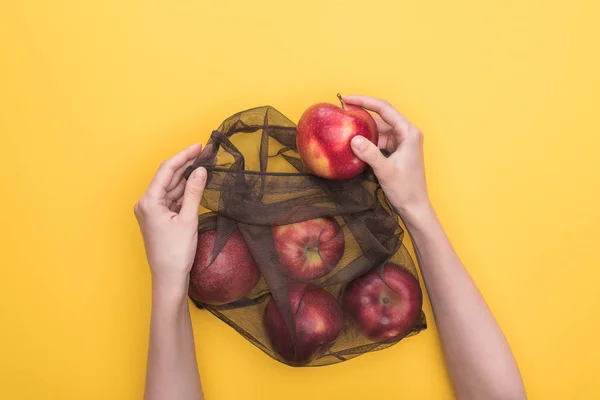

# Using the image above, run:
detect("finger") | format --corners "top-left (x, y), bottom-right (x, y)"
top-left (351, 136), bottom-right (394, 182)
top-left (147, 143), bottom-right (202, 198)
top-left (370, 111), bottom-right (397, 151)
top-left (166, 179), bottom-right (186, 204)
top-left (169, 200), bottom-right (182, 214)
top-left (343, 95), bottom-right (411, 138)
top-left (372, 113), bottom-right (394, 134)
top-left (166, 159), bottom-right (196, 191)
top-left (369, 110), bottom-right (397, 150)
top-left (377, 133), bottom-right (392, 150)
top-left (179, 167), bottom-right (207, 221)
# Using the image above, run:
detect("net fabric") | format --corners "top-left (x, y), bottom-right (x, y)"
top-left (184, 106), bottom-right (426, 366)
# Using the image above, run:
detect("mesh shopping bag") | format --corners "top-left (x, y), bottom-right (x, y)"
top-left (184, 106), bottom-right (426, 366)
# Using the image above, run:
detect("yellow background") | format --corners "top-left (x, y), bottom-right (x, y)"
top-left (1, 0), bottom-right (599, 399)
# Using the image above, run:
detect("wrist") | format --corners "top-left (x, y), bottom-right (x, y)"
top-left (151, 281), bottom-right (190, 325)
top-left (152, 284), bottom-right (190, 316)
top-left (151, 273), bottom-right (190, 302)
top-left (397, 202), bottom-right (438, 231)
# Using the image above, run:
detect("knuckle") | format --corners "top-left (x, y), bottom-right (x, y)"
top-left (409, 125), bottom-right (423, 141)
top-left (159, 159), bottom-right (175, 171)
top-left (136, 196), bottom-right (152, 213)
top-left (379, 99), bottom-right (391, 108)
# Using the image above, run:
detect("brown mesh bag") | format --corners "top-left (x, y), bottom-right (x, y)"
top-left (184, 106), bottom-right (426, 367)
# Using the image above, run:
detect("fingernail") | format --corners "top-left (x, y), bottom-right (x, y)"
top-left (352, 136), bottom-right (367, 151)
top-left (193, 167), bottom-right (206, 182)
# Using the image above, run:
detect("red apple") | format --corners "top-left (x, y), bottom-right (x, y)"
top-left (342, 263), bottom-right (422, 342)
top-left (296, 94), bottom-right (379, 180)
top-left (189, 229), bottom-right (261, 305)
top-left (272, 217), bottom-right (344, 281)
top-left (263, 283), bottom-right (344, 364)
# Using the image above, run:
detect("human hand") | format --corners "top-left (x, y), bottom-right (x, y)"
top-left (134, 144), bottom-right (207, 293)
top-left (345, 95), bottom-right (432, 222)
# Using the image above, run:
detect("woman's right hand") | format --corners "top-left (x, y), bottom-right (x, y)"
top-left (347, 97), bottom-right (527, 400)
top-left (345, 95), bottom-right (432, 223)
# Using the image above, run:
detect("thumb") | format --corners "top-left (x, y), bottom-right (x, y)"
top-left (179, 167), bottom-right (207, 221)
top-left (351, 136), bottom-right (392, 180)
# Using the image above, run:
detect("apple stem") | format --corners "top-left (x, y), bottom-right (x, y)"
top-left (337, 93), bottom-right (346, 110)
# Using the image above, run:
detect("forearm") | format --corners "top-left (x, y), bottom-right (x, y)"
top-left (403, 206), bottom-right (525, 400)
top-left (144, 280), bottom-right (203, 400)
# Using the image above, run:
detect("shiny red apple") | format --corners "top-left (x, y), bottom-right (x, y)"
top-left (263, 283), bottom-right (344, 365)
top-left (296, 94), bottom-right (379, 180)
top-left (272, 217), bottom-right (344, 281)
top-left (342, 263), bottom-right (422, 342)
top-left (189, 229), bottom-right (261, 305)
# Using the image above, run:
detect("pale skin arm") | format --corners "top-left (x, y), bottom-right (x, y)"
top-left (346, 95), bottom-right (526, 400)
top-left (135, 144), bottom-right (208, 400)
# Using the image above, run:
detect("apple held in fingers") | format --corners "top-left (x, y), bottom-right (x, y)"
top-left (272, 217), bottom-right (345, 281)
top-left (296, 94), bottom-right (378, 180)
top-left (263, 283), bottom-right (344, 365)
top-left (189, 229), bottom-right (261, 305)
top-left (342, 263), bottom-right (422, 342)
